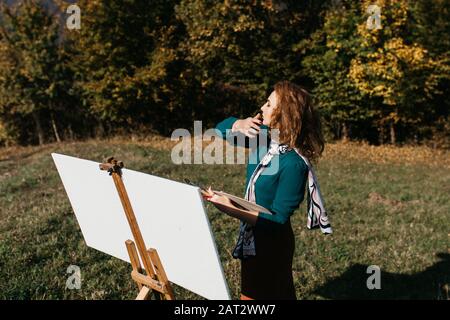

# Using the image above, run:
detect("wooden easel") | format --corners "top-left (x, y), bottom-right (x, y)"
top-left (99, 157), bottom-right (175, 300)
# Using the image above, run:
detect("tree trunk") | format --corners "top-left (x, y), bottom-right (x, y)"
top-left (341, 122), bottom-right (349, 142)
top-left (51, 112), bottom-right (61, 143)
top-left (96, 122), bottom-right (105, 138)
top-left (378, 123), bottom-right (385, 145)
top-left (389, 121), bottom-right (396, 145)
top-left (67, 124), bottom-right (74, 141)
top-left (32, 112), bottom-right (45, 145)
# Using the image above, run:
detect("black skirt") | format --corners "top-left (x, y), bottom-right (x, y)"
top-left (240, 220), bottom-right (297, 300)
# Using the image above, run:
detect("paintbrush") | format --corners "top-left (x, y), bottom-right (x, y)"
top-left (184, 178), bottom-right (207, 192)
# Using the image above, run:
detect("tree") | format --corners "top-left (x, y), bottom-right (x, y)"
top-left (175, 0), bottom-right (326, 120)
top-left (301, 0), bottom-right (374, 141)
top-left (69, 0), bottom-right (199, 135)
top-left (408, 0), bottom-right (450, 146)
top-left (0, 0), bottom-right (76, 145)
top-left (348, 0), bottom-right (444, 144)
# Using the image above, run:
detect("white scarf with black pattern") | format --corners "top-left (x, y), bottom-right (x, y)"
top-left (232, 140), bottom-right (332, 260)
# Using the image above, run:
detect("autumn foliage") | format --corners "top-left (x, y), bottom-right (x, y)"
top-left (0, 0), bottom-right (448, 147)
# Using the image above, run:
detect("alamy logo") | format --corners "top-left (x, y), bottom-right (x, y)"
top-left (170, 121), bottom-right (280, 176)
top-left (66, 4), bottom-right (81, 30)
top-left (66, 265), bottom-right (81, 290)
top-left (366, 265), bottom-right (381, 289)
top-left (366, 5), bottom-right (382, 30)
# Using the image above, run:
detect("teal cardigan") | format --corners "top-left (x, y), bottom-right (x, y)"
top-left (215, 117), bottom-right (308, 230)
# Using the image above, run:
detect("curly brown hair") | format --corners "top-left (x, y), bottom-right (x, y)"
top-left (270, 81), bottom-right (325, 162)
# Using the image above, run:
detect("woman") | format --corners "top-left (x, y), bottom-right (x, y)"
top-left (203, 80), bottom-right (329, 300)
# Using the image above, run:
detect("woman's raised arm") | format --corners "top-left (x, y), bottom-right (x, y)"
top-left (215, 115), bottom-right (266, 149)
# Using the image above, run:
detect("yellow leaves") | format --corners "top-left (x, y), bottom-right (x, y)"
top-left (232, 14), bottom-right (263, 32)
top-left (326, 38), bottom-right (342, 51)
top-left (384, 39), bottom-right (428, 67)
top-left (349, 29), bottom-right (435, 106)
top-left (388, 112), bottom-right (401, 123)
top-left (348, 59), bottom-right (363, 80)
top-left (227, 43), bottom-right (240, 55)
top-left (199, 28), bottom-right (214, 37)
top-left (136, 89), bottom-right (143, 99)
top-left (373, 84), bottom-right (386, 92)
top-left (201, 79), bottom-right (213, 88)
top-left (0, 120), bottom-right (7, 141)
top-left (111, 86), bottom-right (121, 99)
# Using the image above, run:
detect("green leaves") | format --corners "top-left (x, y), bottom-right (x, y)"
top-left (0, 0), bottom-right (447, 146)
top-left (0, 0), bottom-right (78, 145)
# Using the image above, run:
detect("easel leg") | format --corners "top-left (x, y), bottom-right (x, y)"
top-left (126, 240), bottom-right (175, 300)
top-left (136, 286), bottom-right (151, 300)
top-left (126, 240), bottom-right (160, 300)
top-left (148, 248), bottom-right (175, 300)
top-left (126, 240), bottom-right (144, 292)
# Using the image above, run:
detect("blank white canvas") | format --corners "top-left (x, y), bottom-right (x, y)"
top-left (51, 153), bottom-right (230, 300)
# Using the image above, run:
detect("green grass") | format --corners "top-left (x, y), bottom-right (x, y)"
top-left (0, 139), bottom-right (449, 299)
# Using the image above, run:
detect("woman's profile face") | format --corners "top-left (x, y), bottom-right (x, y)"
top-left (260, 90), bottom-right (278, 127)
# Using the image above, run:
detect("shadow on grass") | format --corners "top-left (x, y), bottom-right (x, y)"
top-left (314, 253), bottom-right (450, 300)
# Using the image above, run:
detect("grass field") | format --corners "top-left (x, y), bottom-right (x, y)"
top-left (0, 136), bottom-right (449, 300)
